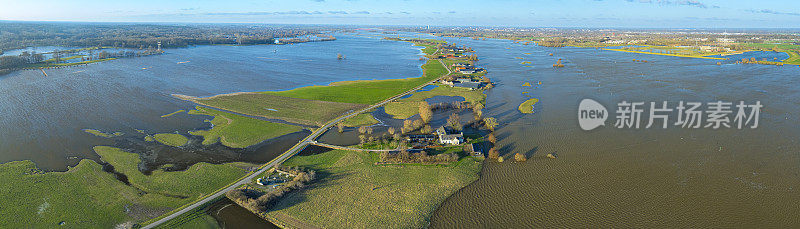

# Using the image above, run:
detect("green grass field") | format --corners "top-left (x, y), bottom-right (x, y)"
top-left (193, 93), bottom-right (365, 126)
top-left (518, 98), bottom-right (539, 114)
top-left (384, 84), bottom-right (486, 119)
top-left (153, 133), bottom-right (189, 147)
top-left (265, 149), bottom-right (483, 228)
top-left (342, 112), bottom-right (380, 127)
top-left (94, 146), bottom-right (247, 198)
top-left (188, 106), bottom-right (303, 148)
top-left (259, 59), bottom-right (447, 105)
top-left (0, 147), bottom-right (239, 228)
top-left (0, 159), bottom-right (183, 228)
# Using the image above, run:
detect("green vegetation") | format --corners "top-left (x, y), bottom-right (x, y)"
top-left (145, 135), bottom-right (156, 142)
top-left (161, 110), bottom-right (186, 118)
top-left (83, 129), bottom-right (123, 138)
top-left (264, 149), bottom-right (482, 228)
top-left (94, 146), bottom-right (247, 198)
top-left (191, 93), bottom-right (365, 126)
top-left (260, 59), bottom-right (447, 105)
top-left (602, 47), bottom-right (727, 60)
top-left (384, 84), bottom-right (486, 119)
top-left (152, 197), bottom-right (223, 229)
top-left (188, 106), bottom-right (302, 148)
top-left (0, 156), bottom-right (212, 228)
top-left (0, 160), bottom-right (178, 228)
top-left (153, 133), bottom-right (189, 147)
top-left (342, 112), bottom-right (380, 127)
top-left (518, 98), bottom-right (539, 114)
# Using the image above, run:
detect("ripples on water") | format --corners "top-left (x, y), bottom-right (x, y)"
top-left (426, 36), bottom-right (800, 227)
top-left (0, 33), bottom-right (424, 171)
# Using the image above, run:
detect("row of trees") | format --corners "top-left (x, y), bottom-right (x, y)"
top-left (226, 167), bottom-right (316, 212)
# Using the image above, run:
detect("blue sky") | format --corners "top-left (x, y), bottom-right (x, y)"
top-left (0, 0), bottom-right (798, 28)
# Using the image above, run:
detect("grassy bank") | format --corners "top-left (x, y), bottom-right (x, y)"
top-left (384, 84), bottom-right (486, 119)
top-left (0, 159), bottom-right (189, 228)
top-left (188, 106), bottom-right (303, 148)
top-left (342, 112), bottom-right (380, 127)
top-left (94, 146), bottom-right (247, 199)
top-left (0, 146), bottom-right (244, 228)
top-left (601, 47), bottom-right (727, 60)
top-left (83, 129), bottom-right (123, 138)
top-left (518, 98), bottom-right (539, 114)
top-left (161, 110), bottom-right (186, 118)
top-left (153, 133), bottom-right (189, 147)
top-left (259, 59), bottom-right (447, 105)
top-left (264, 149), bottom-right (483, 228)
top-left (190, 93), bottom-right (366, 126)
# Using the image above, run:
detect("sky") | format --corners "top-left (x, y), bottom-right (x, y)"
top-left (0, 0), bottom-right (799, 28)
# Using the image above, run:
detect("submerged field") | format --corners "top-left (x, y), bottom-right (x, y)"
top-left (0, 146), bottom-right (249, 228)
top-left (259, 59), bottom-right (447, 105)
top-left (265, 149), bottom-right (483, 228)
top-left (190, 93), bottom-right (366, 126)
top-left (188, 106), bottom-right (303, 148)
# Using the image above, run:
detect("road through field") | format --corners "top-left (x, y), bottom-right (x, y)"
top-left (143, 53), bottom-right (450, 229)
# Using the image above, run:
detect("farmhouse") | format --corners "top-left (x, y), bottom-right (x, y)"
top-left (436, 126), bottom-right (464, 145)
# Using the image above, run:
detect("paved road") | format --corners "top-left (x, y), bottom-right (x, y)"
top-left (144, 52), bottom-right (451, 229)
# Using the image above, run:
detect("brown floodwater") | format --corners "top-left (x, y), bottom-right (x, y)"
top-left (425, 35), bottom-right (800, 227)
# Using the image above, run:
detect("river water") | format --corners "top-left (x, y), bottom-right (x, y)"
top-left (0, 33), bottom-right (424, 171)
top-left (4, 30), bottom-right (800, 227)
top-left (424, 36), bottom-right (800, 227)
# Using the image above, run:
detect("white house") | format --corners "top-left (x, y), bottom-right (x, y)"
top-left (436, 126), bottom-right (464, 145)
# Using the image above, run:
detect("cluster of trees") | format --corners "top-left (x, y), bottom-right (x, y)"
top-left (379, 149), bottom-right (459, 164)
top-left (226, 167), bottom-right (316, 212)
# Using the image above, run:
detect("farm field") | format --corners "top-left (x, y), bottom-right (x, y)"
top-left (187, 106), bottom-right (303, 148)
top-left (264, 149), bottom-right (483, 228)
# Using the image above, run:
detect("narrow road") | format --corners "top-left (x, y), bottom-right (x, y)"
top-left (144, 50), bottom-right (451, 229)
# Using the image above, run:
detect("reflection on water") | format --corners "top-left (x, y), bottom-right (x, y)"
top-left (425, 35), bottom-right (800, 227)
top-left (208, 198), bottom-right (280, 229)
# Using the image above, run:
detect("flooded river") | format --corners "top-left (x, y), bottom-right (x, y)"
top-left (426, 36), bottom-right (800, 227)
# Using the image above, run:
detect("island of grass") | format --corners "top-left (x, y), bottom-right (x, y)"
top-left (83, 129), bottom-right (124, 138)
top-left (153, 133), bottom-right (189, 147)
top-left (188, 106), bottom-right (303, 148)
top-left (161, 110), bottom-right (186, 118)
top-left (341, 112), bottom-right (380, 127)
top-left (384, 83), bottom-right (486, 119)
top-left (262, 149), bottom-right (483, 228)
top-left (0, 146), bottom-right (249, 228)
top-left (518, 98), bottom-right (539, 114)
